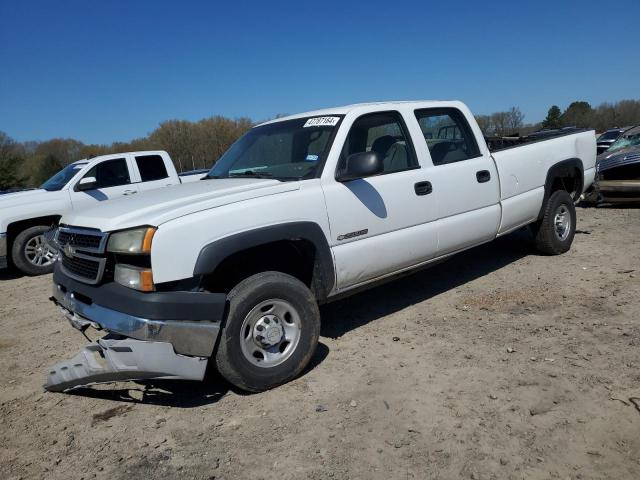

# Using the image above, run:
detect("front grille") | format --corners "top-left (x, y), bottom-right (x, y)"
top-left (61, 254), bottom-right (101, 280)
top-left (57, 229), bottom-right (105, 251)
top-left (56, 226), bottom-right (108, 284)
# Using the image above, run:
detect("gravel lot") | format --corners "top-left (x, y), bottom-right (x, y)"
top-left (1, 206), bottom-right (639, 480)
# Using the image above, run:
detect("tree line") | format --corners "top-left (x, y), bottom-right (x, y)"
top-left (2, 98), bottom-right (640, 190)
top-left (540, 99), bottom-right (640, 131)
top-left (475, 99), bottom-right (640, 137)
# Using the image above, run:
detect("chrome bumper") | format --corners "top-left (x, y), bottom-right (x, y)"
top-left (51, 283), bottom-right (220, 357)
top-left (0, 232), bottom-right (7, 269)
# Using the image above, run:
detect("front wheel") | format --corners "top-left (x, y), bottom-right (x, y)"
top-left (532, 190), bottom-right (576, 255)
top-left (11, 225), bottom-right (57, 276)
top-left (215, 271), bottom-right (320, 392)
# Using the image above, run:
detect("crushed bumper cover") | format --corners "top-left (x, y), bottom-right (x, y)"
top-left (51, 266), bottom-right (225, 357)
top-left (46, 266), bottom-right (226, 392)
top-left (44, 336), bottom-right (208, 392)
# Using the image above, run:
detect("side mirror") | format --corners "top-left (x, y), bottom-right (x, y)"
top-left (337, 152), bottom-right (383, 182)
top-left (76, 176), bottom-right (97, 191)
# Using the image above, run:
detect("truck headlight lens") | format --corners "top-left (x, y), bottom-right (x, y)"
top-left (114, 264), bottom-right (155, 292)
top-left (107, 227), bottom-right (156, 254)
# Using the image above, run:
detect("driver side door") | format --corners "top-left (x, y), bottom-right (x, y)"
top-left (69, 157), bottom-right (138, 211)
top-left (321, 110), bottom-right (440, 290)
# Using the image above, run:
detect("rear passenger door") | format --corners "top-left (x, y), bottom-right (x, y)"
top-left (414, 108), bottom-right (501, 255)
top-left (132, 154), bottom-right (176, 192)
top-left (322, 110), bottom-right (440, 289)
top-left (70, 157), bottom-right (139, 210)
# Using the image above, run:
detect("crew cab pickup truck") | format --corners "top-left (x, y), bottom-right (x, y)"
top-left (45, 101), bottom-right (596, 393)
top-left (0, 150), bottom-right (203, 276)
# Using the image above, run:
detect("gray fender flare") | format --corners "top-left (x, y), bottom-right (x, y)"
top-left (193, 222), bottom-right (335, 300)
top-left (538, 158), bottom-right (584, 219)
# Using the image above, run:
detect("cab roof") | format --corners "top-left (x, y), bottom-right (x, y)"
top-left (257, 100), bottom-right (464, 126)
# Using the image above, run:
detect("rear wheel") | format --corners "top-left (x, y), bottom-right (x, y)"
top-left (215, 271), bottom-right (320, 392)
top-left (532, 190), bottom-right (576, 255)
top-left (11, 225), bottom-right (57, 276)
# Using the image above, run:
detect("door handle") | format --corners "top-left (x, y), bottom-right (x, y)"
top-left (123, 190), bottom-right (137, 195)
top-left (414, 181), bottom-right (432, 196)
top-left (476, 170), bottom-right (491, 183)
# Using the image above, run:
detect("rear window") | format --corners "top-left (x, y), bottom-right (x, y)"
top-left (135, 155), bottom-right (169, 182)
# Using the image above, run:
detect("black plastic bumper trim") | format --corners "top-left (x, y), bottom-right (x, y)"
top-left (53, 264), bottom-right (226, 322)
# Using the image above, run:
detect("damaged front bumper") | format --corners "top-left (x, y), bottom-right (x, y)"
top-left (45, 266), bottom-right (226, 392)
top-left (45, 336), bottom-right (209, 392)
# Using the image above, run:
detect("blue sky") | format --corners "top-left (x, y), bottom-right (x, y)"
top-left (1, 0), bottom-right (639, 144)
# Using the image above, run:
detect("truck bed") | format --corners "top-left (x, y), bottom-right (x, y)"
top-left (485, 128), bottom-right (587, 153)
top-left (491, 130), bottom-right (597, 235)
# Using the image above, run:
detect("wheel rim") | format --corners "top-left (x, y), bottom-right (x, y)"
top-left (553, 204), bottom-right (571, 241)
top-left (24, 234), bottom-right (56, 267)
top-left (239, 298), bottom-right (302, 368)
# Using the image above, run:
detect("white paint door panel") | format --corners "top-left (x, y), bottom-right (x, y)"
top-left (332, 219), bottom-right (438, 288)
top-left (69, 156), bottom-right (139, 212)
top-left (323, 169), bottom-right (439, 288)
top-left (436, 204), bottom-right (501, 255)
top-left (426, 156), bottom-right (501, 254)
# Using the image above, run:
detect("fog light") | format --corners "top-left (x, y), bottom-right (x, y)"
top-left (114, 264), bottom-right (155, 292)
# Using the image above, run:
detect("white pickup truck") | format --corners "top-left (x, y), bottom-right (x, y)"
top-left (45, 101), bottom-right (596, 393)
top-left (0, 150), bottom-right (203, 275)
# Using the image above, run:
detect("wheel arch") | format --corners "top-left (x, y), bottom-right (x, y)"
top-left (538, 158), bottom-right (583, 220)
top-left (193, 222), bottom-right (335, 302)
top-left (7, 215), bottom-right (61, 252)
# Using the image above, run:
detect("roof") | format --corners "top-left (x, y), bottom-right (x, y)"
top-left (71, 150), bottom-right (168, 164)
top-left (257, 100), bottom-right (462, 126)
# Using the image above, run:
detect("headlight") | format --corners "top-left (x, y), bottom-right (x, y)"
top-left (114, 264), bottom-right (155, 292)
top-left (107, 227), bottom-right (156, 254)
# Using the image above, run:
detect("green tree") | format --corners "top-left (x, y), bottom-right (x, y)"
top-left (561, 101), bottom-right (593, 128)
top-left (0, 131), bottom-right (26, 190)
top-left (31, 154), bottom-right (62, 186)
top-left (0, 158), bottom-right (25, 190)
top-left (542, 106), bottom-right (562, 129)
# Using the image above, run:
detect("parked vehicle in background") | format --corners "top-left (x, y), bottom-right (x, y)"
top-left (43, 100), bottom-right (596, 394)
top-left (0, 150), bottom-right (205, 276)
top-left (596, 127), bottom-right (631, 155)
top-left (589, 126), bottom-right (640, 204)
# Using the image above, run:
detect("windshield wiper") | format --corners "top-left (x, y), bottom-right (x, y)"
top-left (228, 170), bottom-right (274, 179)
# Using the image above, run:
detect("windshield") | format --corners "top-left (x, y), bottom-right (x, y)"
top-left (206, 116), bottom-right (342, 181)
top-left (607, 130), bottom-right (640, 153)
top-left (597, 130), bottom-right (621, 142)
top-left (40, 163), bottom-right (86, 191)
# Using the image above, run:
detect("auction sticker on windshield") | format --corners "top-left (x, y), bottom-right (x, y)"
top-left (303, 116), bottom-right (340, 128)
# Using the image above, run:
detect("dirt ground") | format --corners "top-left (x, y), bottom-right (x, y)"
top-left (1, 206), bottom-right (639, 480)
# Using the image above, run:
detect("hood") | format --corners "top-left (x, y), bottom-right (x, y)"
top-left (0, 189), bottom-right (63, 209)
top-left (596, 146), bottom-right (640, 173)
top-left (62, 178), bottom-right (301, 231)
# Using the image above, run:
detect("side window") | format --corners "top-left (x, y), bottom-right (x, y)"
top-left (135, 154), bottom-right (169, 182)
top-left (415, 109), bottom-right (480, 166)
top-left (83, 159), bottom-right (131, 189)
top-left (339, 111), bottom-right (419, 175)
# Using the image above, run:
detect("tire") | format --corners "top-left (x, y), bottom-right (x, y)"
top-left (215, 271), bottom-right (320, 392)
top-left (11, 225), bottom-right (57, 276)
top-left (532, 190), bottom-right (576, 255)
